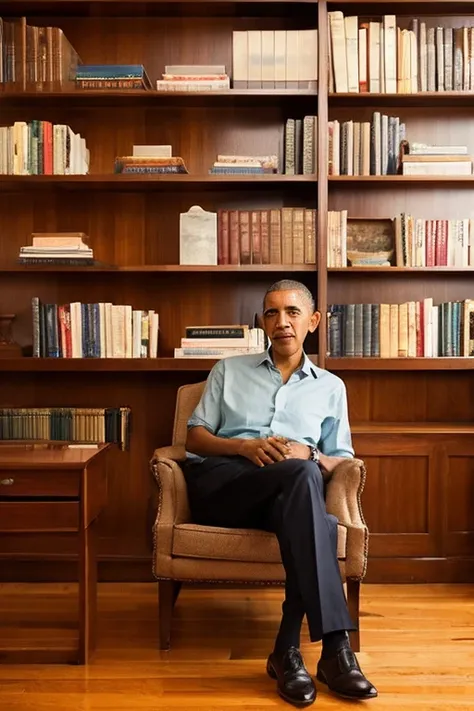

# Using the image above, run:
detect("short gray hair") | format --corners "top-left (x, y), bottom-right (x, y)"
top-left (263, 279), bottom-right (315, 312)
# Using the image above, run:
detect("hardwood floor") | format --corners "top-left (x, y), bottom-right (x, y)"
top-left (0, 582), bottom-right (473, 709)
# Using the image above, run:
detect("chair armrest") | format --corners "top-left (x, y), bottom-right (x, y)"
top-left (325, 458), bottom-right (369, 581)
top-left (150, 447), bottom-right (191, 527)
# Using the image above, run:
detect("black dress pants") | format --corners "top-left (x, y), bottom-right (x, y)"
top-left (183, 455), bottom-right (355, 642)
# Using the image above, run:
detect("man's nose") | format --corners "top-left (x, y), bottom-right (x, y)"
top-left (276, 312), bottom-right (290, 327)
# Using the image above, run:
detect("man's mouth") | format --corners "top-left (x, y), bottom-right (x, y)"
top-left (274, 334), bottom-right (294, 340)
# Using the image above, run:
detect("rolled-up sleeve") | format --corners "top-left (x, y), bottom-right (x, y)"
top-left (187, 361), bottom-right (224, 434)
top-left (319, 381), bottom-right (354, 458)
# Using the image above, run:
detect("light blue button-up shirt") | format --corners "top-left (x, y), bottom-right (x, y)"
top-left (187, 350), bottom-right (354, 459)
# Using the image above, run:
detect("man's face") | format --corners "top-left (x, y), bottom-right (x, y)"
top-left (262, 289), bottom-right (320, 358)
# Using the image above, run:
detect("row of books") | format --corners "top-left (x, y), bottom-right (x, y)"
top-left (327, 210), bottom-right (474, 268)
top-left (233, 29), bottom-right (318, 90)
top-left (0, 407), bottom-right (131, 450)
top-left (0, 16), bottom-right (79, 87)
top-left (328, 113), bottom-right (406, 176)
top-left (285, 116), bottom-right (318, 176)
top-left (32, 299), bottom-right (159, 359)
top-left (175, 325), bottom-right (266, 359)
top-left (0, 121), bottom-right (89, 175)
top-left (328, 12), bottom-right (474, 94)
top-left (327, 300), bottom-right (474, 358)
top-left (395, 215), bottom-right (474, 267)
top-left (216, 207), bottom-right (317, 266)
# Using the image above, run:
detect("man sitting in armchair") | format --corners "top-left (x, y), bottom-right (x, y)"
top-left (183, 279), bottom-right (377, 707)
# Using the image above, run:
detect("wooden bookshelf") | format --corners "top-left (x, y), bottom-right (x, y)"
top-left (1, 0), bottom-right (474, 585)
top-left (2, 264), bottom-right (317, 273)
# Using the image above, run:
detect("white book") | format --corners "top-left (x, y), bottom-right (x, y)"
top-left (133, 145), bottom-right (172, 158)
top-left (344, 16), bottom-right (359, 92)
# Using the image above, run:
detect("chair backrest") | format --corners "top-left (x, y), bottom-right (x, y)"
top-left (172, 381), bottom-right (206, 445)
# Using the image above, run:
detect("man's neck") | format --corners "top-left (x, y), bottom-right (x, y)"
top-left (271, 348), bottom-right (304, 383)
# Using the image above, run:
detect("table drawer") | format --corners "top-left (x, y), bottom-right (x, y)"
top-left (0, 469), bottom-right (80, 497)
top-left (0, 501), bottom-right (79, 532)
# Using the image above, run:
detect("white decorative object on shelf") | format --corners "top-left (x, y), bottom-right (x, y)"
top-left (179, 205), bottom-right (218, 265)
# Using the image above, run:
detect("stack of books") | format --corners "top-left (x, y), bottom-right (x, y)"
top-left (18, 232), bottom-right (94, 266)
top-left (32, 297), bottom-right (159, 358)
top-left (209, 154), bottom-right (278, 175)
top-left (174, 325), bottom-right (266, 359)
top-left (76, 64), bottom-right (152, 90)
top-left (114, 147), bottom-right (188, 174)
top-left (156, 65), bottom-right (230, 91)
top-left (401, 142), bottom-right (472, 176)
top-left (0, 121), bottom-right (89, 175)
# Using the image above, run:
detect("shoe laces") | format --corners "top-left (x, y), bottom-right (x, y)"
top-left (285, 646), bottom-right (304, 672)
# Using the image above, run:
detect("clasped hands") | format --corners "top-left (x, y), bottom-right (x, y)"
top-left (238, 435), bottom-right (309, 468)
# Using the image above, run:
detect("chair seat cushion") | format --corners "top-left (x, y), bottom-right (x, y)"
top-left (172, 523), bottom-right (347, 564)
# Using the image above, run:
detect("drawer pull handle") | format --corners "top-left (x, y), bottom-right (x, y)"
top-left (0, 478), bottom-right (14, 486)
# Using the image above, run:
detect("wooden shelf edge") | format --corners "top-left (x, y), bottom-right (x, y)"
top-left (0, 174), bottom-right (317, 184)
top-left (0, 354), bottom-right (319, 372)
top-left (328, 267), bottom-right (474, 273)
top-left (327, 358), bottom-right (474, 371)
top-left (0, 89), bottom-right (318, 99)
top-left (329, 176), bottom-right (474, 183)
top-left (0, 264), bottom-right (318, 273)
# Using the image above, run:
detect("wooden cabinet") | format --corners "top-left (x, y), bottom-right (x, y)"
top-left (0, 444), bottom-right (110, 663)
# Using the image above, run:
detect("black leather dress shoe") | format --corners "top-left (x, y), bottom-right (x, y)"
top-left (317, 646), bottom-right (378, 700)
top-left (267, 646), bottom-right (316, 707)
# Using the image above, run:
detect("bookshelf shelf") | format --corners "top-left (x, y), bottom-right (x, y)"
top-left (328, 267), bottom-right (474, 273)
top-left (0, 175), bottom-right (316, 191)
top-left (0, 355), bottom-right (319, 372)
top-left (0, 89), bottom-right (318, 107)
top-left (2, 264), bottom-right (317, 273)
top-left (329, 176), bottom-right (474, 185)
top-left (327, 358), bottom-right (474, 371)
top-left (329, 91), bottom-right (474, 108)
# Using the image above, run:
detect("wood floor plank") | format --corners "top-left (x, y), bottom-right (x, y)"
top-left (0, 583), bottom-right (473, 710)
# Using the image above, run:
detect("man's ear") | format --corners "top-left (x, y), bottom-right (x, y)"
top-left (308, 310), bottom-right (321, 333)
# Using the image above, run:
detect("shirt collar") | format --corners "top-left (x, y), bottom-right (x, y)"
top-left (256, 348), bottom-right (318, 378)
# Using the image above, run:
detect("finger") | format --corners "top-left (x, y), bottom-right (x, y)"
top-left (255, 456), bottom-right (265, 467)
top-left (262, 441), bottom-right (286, 461)
top-left (267, 437), bottom-right (290, 456)
top-left (257, 448), bottom-right (275, 465)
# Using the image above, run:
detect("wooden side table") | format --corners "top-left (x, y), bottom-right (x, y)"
top-left (0, 443), bottom-right (111, 664)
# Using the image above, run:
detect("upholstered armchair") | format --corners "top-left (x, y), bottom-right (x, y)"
top-left (150, 381), bottom-right (369, 652)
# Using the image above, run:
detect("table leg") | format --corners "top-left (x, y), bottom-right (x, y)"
top-left (78, 517), bottom-right (98, 664)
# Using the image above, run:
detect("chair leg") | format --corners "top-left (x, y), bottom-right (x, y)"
top-left (158, 580), bottom-right (180, 651)
top-left (172, 581), bottom-right (182, 608)
top-left (346, 578), bottom-right (360, 652)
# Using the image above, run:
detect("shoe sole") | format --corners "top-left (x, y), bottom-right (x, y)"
top-left (267, 660), bottom-right (316, 707)
top-left (316, 671), bottom-right (378, 700)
